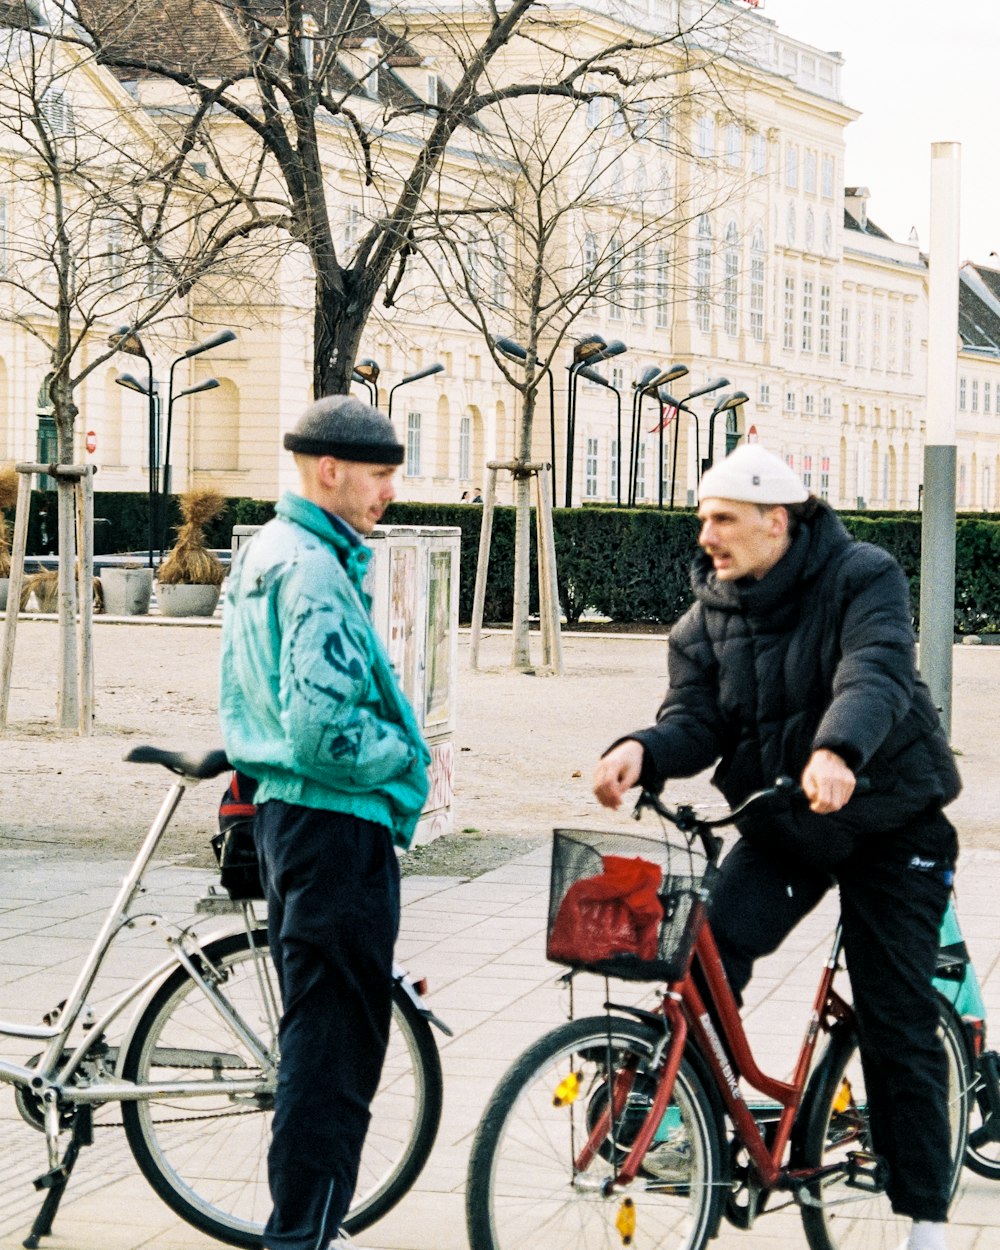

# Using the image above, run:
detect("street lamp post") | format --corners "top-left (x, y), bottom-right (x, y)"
top-left (703, 390), bottom-right (749, 475)
top-left (626, 363), bottom-right (688, 507)
top-left (658, 377), bottom-right (729, 507)
top-left (163, 329), bottom-right (236, 551)
top-left (565, 337), bottom-right (626, 507)
top-left (352, 358), bottom-right (380, 406)
top-left (576, 365), bottom-right (623, 505)
top-left (494, 337), bottom-right (557, 495)
top-left (387, 363), bottom-right (445, 426)
top-left (109, 327), bottom-right (157, 567)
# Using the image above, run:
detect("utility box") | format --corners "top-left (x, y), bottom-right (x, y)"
top-left (231, 523), bottom-right (461, 845)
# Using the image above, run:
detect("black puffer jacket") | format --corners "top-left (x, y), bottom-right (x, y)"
top-left (632, 502), bottom-right (961, 867)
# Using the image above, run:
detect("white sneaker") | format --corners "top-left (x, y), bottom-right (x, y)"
top-left (642, 1135), bottom-right (693, 1182)
top-left (906, 1221), bottom-right (948, 1250)
top-left (329, 1232), bottom-right (356, 1248)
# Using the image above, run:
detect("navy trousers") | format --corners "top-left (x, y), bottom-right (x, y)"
top-left (708, 811), bottom-right (957, 1223)
top-left (254, 800), bottom-right (400, 1250)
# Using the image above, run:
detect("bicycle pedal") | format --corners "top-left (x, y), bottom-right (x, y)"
top-left (845, 1151), bottom-right (888, 1193)
top-left (32, 1166), bottom-right (69, 1192)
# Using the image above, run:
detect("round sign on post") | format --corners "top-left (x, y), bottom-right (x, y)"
top-left (85, 430), bottom-right (97, 453)
top-left (747, 425), bottom-right (758, 443)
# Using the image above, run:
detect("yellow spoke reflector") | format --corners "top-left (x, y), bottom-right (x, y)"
top-left (833, 1078), bottom-right (854, 1114)
top-left (552, 1070), bottom-right (582, 1107)
top-left (616, 1196), bottom-right (636, 1245)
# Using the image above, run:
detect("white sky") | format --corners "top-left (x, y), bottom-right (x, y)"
top-left (757, 0), bottom-right (1000, 265)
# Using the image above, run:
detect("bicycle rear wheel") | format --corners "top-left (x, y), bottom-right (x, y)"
top-left (466, 1014), bottom-right (723, 1250)
top-left (796, 996), bottom-right (970, 1250)
top-left (121, 930), bottom-right (442, 1247)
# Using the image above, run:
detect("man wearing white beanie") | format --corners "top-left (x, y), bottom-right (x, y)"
top-left (595, 443), bottom-right (960, 1250)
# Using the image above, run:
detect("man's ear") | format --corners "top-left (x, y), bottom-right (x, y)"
top-left (768, 505), bottom-right (790, 537)
top-left (316, 456), bottom-right (340, 488)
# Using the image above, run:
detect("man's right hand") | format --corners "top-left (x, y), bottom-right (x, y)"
top-left (593, 740), bottom-right (645, 809)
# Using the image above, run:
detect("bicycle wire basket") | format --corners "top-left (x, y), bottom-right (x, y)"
top-left (546, 825), bottom-right (718, 982)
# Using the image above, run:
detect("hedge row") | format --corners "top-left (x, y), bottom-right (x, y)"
top-left (9, 491), bottom-right (1000, 633)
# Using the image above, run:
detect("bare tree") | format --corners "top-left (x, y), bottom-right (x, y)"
top-left (0, 3), bottom-right (280, 725)
top-left (388, 7), bottom-right (755, 667)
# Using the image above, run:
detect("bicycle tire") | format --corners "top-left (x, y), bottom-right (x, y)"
top-left (795, 995), bottom-right (971, 1250)
top-left (466, 1014), bottom-right (723, 1250)
top-left (121, 930), bottom-right (442, 1247)
top-left (964, 1052), bottom-right (1000, 1179)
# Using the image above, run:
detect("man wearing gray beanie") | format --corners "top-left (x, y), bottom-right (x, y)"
top-left (220, 395), bottom-right (430, 1250)
top-left (594, 443), bottom-right (960, 1250)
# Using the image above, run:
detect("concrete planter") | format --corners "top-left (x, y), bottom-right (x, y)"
top-left (101, 567), bottom-right (153, 616)
top-left (156, 582), bottom-right (221, 618)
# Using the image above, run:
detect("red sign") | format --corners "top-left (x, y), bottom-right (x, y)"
top-left (747, 425), bottom-right (758, 443)
top-left (85, 430), bottom-right (97, 453)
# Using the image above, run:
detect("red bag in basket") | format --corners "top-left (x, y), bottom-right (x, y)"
top-left (548, 854), bottom-right (664, 965)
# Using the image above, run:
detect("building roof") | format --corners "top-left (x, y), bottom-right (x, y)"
top-left (843, 206), bottom-right (891, 240)
top-left (959, 262), bottom-right (1000, 354)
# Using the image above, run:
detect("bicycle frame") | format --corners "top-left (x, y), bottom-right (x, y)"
top-left (0, 774), bottom-right (273, 1137)
top-left (578, 907), bottom-right (852, 1195)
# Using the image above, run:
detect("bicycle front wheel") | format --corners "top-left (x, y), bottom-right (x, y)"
top-left (121, 930), bottom-right (442, 1247)
top-left (796, 997), bottom-right (971, 1250)
top-left (466, 1014), bottom-right (723, 1250)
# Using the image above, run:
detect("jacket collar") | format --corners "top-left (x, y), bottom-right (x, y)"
top-left (275, 491), bottom-right (372, 590)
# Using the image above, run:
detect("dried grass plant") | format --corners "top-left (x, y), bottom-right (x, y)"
top-left (157, 489), bottom-right (226, 586)
top-left (0, 464), bottom-right (18, 579)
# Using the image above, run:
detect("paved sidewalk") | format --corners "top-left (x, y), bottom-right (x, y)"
top-left (0, 846), bottom-right (997, 1250)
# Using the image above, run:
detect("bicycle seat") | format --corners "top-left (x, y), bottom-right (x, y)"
top-left (124, 745), bottom-right (231, 780)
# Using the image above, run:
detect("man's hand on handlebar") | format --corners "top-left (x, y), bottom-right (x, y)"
top-left (593, 740), bottom-right (645, 810)
top-left (801, 748), bottom-right (856, 814)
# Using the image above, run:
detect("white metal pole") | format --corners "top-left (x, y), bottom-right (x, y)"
top-left (920, 141), bottom-right (961, 734)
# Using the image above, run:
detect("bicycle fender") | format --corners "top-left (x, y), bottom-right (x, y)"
top-left (392, 963), bottom-right (453, 1037)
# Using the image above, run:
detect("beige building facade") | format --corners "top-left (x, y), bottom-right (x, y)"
top-left (0, 1), bottom-right (991, 515)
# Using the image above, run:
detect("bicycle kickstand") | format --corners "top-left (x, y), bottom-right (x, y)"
top-left (23, 1105), bottom-right (93, 1250)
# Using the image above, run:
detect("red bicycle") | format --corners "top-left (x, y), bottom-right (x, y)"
top-left (466, 783), bottom-right (973, 1250)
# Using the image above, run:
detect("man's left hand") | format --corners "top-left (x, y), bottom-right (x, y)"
top-left (801, 749), bottom-right (856, 814)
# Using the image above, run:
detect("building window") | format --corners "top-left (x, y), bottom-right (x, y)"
top-left (887, 313), bottom-right (897, 372)
top-left (696, 216), bottom-right (712, 333)
top-left (985, 381), bottom-right (992, 414)
top-left (784, 390), bottom-right (796, 413)
top-left (821, 154), bottom-right (835, 198)
top-left (759, 382), bottom-right (770, 405)
top-left (633, 244), bottom-right (646, 318)
top-left (344, 205), bottom-right (361, 253)
top-left (804, 393), bottom-right (815, 415)
top-left (820, 455), bottom-right (830, 499)
top-left (406, 411), bottom-right (421, 475)
top-left (872, 310), bottom-right (882, 369)
top-left (40, 87), bottom-right (74, 137)
top-left (749, 227), bottom-right (765, 341)
top-left (751, 133), bottom-right (767, 175)
top-left (458, 414), bottom-right (471, 481)
top-left (586, 97), bottom-right (601, 129)
top-left (697, 114), bottom-right (714, 157)
top-left (724, 222), bottom-right (738, 337)
top-left (819, 284), bottom-right (831, 356)
top-left (583, 231), bottom-right (598, 286)
top-left (804, 150), bottom-right (817, 194)
top-left (822, 396), bottom-right (832, 417)
top-left (903, 317), bottom-right (912, 373)
top-left (785, 143), bottom-right (798, 189)
top-left (856, 307), bottom-right (867, 368)
top-left (802, 454), bottom-right (813, 489)
top-left (801, 279), bottom-right (814, 352)
top-left (609, 438), bottom-right (619, 499)
top-left (783, 276), bottom-right (795, 351)
top-left (655, 248), bottom-right (669, 328)
top-left (426, 73), bottom-right (439, 106)
top-left (635, 440), bottom-right (647, 499)
top-left (972, 379), bottom-right (980, 412)
top-left (585, 437), bottom-right (599, 498)
top-left (959, 378), bottom-right (967, 411)
top-left (725, 124), bottom-right (741, 167)
top-left (608, 233), bottom-right (624, 318)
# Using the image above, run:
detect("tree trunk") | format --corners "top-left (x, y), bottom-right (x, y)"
top-left (313, 275), bottom-right (368, 399)
top-left (510, 387), bottom-right (538, 670)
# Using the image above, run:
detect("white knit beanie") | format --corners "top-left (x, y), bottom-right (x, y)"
top-left (698, 444), bottom-right (808, 505)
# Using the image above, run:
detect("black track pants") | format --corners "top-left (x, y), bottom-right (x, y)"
top-left (708, 812), bottom-right (957, 1223)
top-left (254, 801), bottom-right (400, 1250)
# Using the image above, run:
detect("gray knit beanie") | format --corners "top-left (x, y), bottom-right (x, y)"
top-left (283, 395), bottom-right (404, 465)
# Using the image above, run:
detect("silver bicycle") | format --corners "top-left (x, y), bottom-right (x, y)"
top-left (2, 745), bottom-right (447, 1249)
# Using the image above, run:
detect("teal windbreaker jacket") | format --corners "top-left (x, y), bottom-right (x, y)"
top-left (219, 492), bottom-right (431, 848)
